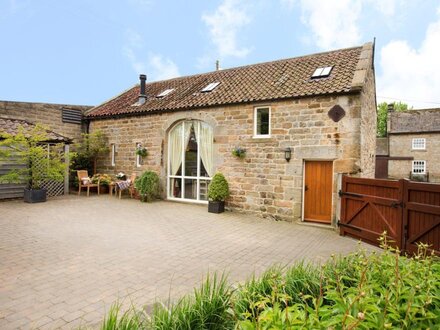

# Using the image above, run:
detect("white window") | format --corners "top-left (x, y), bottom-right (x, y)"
top-left (201, 82), bottom-right (220, 92)
top-left (254, 107), bottom-right (271, 137)
top-left (311, 66), bottom-right (333, 78)
top-left (136, 143), bottom-right (141, 167)
top-left (111, 144), bottom-right (116, 167)
top-left (167, 120), bottom-right (213, 203)
top-left (412, 160), bottom-right (426, 174)
top-left (412, 138), bottom-right (426, 150)
top-left (157, 88), bottom-right (174, 98)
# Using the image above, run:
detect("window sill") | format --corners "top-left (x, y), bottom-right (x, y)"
top-left (411, 149), bottom-right (426, 152)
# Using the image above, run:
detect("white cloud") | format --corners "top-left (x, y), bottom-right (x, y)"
top-left (286, 0), bottom-right (407, 50)
top-left (147, 54), bottom-right (180, 81)
top-left (377, 7), bottom-right (440, 108)
top-left (122, 29), bottom-right (180, 81)
top-left (299, 0), bottom-right (363, 50)
top-left (202, 0), bottom-right (252, 59)
top-left (123, 29), bottom-right (147, 73)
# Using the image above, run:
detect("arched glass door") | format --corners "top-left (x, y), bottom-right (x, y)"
top-left (167, 120), bottom-right (213, 202)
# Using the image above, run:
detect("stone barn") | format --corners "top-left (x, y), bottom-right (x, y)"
top-left (85, 42), bottom-right (377, 225)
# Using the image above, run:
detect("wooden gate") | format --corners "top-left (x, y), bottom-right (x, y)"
top-left (339, 176), bottom-right (439, 255)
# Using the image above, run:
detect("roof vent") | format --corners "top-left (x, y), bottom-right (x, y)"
top-left (139, 74), bottom-right (147, 105)
top-left (311, 66), bottom-right (333, 79)
top-left (157, 88), bottom-right (174, 98)
top-left (201, 82), bottom-right (220, 93)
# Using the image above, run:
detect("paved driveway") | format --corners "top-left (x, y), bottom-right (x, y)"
top-left (0, 195), bottom-right (375, 329)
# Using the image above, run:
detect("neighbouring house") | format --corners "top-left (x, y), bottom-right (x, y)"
top-left (0, 100), bottom-right (92, 141)
top-left (85, 42), bottom-right (377, 224)
top-left (376, 107), bottom-right (440, 182)
top-left (0, 101), bottom-right (92, 199)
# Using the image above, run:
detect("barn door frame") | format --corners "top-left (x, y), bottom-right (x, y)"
top-left (302, 159), bottom-right (334, 224)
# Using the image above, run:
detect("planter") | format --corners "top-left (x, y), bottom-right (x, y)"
top-left (99, 185), bottom-right (109, 194)
top-left (208, 201), bottom-right (225, 213)
top-left (24, 188), bottom-right (47, 203)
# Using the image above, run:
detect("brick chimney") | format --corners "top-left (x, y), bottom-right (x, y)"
top-left (139, 74), bottom-right (147, 105)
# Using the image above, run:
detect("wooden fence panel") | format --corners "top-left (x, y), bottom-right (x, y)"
top-left (340, 176), bottom-right (440, 255)
top-left (403, 181), bottom-right (440, 256)
top-left (340, 176), bottom-right (403, 248)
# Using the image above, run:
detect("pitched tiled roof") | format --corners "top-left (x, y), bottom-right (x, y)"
top-left (87, 45), bottom-right (368, 118)
top-left (0, 117), bottom-right (70, 142)
top-left (389, 108), bottom-right (440, 134)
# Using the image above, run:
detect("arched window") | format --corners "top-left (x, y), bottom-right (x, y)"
top-left (167, 120), bottom-right (213, 202)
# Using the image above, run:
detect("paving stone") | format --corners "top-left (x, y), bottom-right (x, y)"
top-left (0, 195), bottom-right (377, 328)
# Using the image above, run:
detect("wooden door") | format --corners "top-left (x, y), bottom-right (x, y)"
top-left (375, 156), bottom-right (388, 179)
top-left (304, 161), bottom-right (333, 223)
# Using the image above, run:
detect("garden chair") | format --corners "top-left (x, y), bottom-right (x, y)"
top-left (77, 170), bottom-right (100, 196)
top-left (117, 172), bottom-right (137, 199)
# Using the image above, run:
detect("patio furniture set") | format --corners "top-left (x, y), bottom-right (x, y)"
top-left (77, 170), bottom-right (136, 199)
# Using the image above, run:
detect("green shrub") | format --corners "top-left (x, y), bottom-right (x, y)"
top-left (150, 273), bottom-right (233, 330)
top-left (100, 303), bottom-right (145, 330)
top-left (208, 173), bottom-right (230, 202)
top-left (135, 170), bottom-right (160, 202)
top-left (101, 238), bottom-right (440, 329)
top-left (236, 241), bottom-right (440, 329)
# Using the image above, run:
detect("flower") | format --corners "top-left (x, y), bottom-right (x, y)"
top-left (116, 172), bottom-right (126, 180)
top-left (232, 146), bottom-right (246, 158)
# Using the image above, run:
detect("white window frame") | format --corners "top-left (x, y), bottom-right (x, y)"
top-left (167, 120), bottom-right (212, 204)
top-left (136, 143), bottom-right (141, 168)
top-left (412, 160), bottom-right (426, 174)
top-left (412, 138), bottom-right (426, 150)
top-left (253, 106), bottom-right (271, 138)
top-left (111, 144), bottom-right (116, 167)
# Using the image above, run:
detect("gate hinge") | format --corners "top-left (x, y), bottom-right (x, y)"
top-left (390, 201), bottom-right (404, 208)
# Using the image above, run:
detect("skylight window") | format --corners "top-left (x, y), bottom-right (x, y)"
top-left (157, 88), bottom-right (174, 98)
top-left (311, 66), bottom-right (333, 78)
top-left (201, 82), bottom-right (220, 92)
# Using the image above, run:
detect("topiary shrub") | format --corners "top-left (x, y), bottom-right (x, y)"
top-left (208, 173), bottom-right (230, 202)
top-left (135, 170), bottom-right (160, 202)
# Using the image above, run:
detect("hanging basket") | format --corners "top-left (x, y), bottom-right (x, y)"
top-left (135, 147), bottom-right (148, 157)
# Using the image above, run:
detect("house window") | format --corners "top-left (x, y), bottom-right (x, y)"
top-left (412, 160), bottom-right (426, 174)
top-left (111, 144), bottom-right (116, 167)
top-left (167, 120), bottom-right (213, 202)
top-left (254, 107), bottom-right (271, 137)
top-left (412, 138), bottom-right (426, 150)
top-left (136, 143), bottom-right (141, 167)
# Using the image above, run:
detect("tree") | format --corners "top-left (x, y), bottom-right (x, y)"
top-left (73, 130), bottom-right (109, 174)
top-left (0, 125), bottom-right (66, 189)
top-left (377, 102), bottom-right (410, 137)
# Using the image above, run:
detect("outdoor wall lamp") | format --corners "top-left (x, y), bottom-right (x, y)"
top-left (284, 147), bottom-right (291, 162)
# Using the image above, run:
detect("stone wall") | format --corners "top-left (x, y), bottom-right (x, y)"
top-left (376, 137), bottom-right (388, 156)
top-left (389, 133), bottom-right (440, 182)
top-left (358, 55), bottom-right (377, 178)
top-left (90, 91), bottom-right (369, 223)
top-left (0, 100), bottom-right (91, 141)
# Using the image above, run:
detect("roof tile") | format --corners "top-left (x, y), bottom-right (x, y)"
top-left (87, 45), bottom-right (364, 118)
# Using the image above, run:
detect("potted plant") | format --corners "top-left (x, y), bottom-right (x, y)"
top-left (135, 170), bottom-right (160, 202)
top-left (0, 125), bottom-right (67, 203)
top-left (207, 172), bottom-right (230, 213)
top-left (91, 173), bottom-right (112, 193)
top-left (135, 145), bottom-right (148, 158)
top-left (232, 146), bottom-right (246, 159)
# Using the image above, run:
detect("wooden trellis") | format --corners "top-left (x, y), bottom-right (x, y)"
top-left (34, 143), bottom-right (66, 198)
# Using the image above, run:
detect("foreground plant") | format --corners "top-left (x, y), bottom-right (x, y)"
top-left (101, 237), bottom-right (439, 329)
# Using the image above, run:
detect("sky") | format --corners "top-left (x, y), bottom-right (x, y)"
top-left (1, 0), bottom-right (440, 109)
